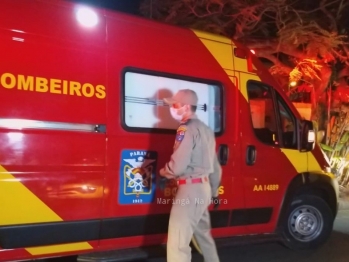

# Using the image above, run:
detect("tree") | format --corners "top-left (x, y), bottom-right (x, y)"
top-left (140, 0), bottom-right (349, 107)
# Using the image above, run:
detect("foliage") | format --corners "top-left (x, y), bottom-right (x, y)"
top-left (320, 109), bottom-right (349, 186)
top-left (289, 59), bottom-right (322, 83)
top-left (140, 0), bottom-right (349, 97)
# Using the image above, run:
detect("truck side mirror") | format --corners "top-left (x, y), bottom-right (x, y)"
top-left (300, 120), bottom-right (315, 152)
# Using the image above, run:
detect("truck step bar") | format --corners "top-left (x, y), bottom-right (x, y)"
top-left (77, 246), bottom-right (165, 262)
top-left (77, 233), bottom-right (281, 262)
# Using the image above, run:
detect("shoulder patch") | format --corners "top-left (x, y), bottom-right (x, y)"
top-left (175, 125), bottom-right (187, 142)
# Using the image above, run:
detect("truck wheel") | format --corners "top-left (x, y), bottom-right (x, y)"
top-left (281, 195), bottom-right (334, 250)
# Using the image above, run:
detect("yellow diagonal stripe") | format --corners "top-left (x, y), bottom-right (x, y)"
top-left (281, 149), bottom-right (325, 175)
top-left (192, 29), bottom-right (261, 102)
top-left (0, 165), bottom-right (93, 256)
top-left (0, 165), bottom-right (62, 225)
top-left (238, 72), bottom-right (261, 101)
top-left (307, 152), bottom-right (322, 172)
top-left (281, 149), bottom-right (308, 173)
top-left (192, 30), bottom-right (232, 44)
top-left (192, 30), bottom-right (234, 71)
top-left (26, 242), bottom-right (92, 255)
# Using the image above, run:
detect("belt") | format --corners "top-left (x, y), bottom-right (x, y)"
top-left (177, 176), bottom-right (208, 185)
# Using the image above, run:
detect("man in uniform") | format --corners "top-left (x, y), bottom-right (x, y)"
top-left (159, 89), bottom-right (221, 262)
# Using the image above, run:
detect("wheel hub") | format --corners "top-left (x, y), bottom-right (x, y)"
top-left (288, 205), bottom-right (323, 242)
top-left (295, 212), bottom-right (317, 235)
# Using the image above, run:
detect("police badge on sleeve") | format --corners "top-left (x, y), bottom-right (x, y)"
top-left (119, 150), bottom-right (157, 204)
top-left (174, 124), bottom-right (187, 150)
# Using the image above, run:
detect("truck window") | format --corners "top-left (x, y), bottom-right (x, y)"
top-left (123, 70), bottom-right (222, 133)
top-left (247, 81), bottom-right (279, 146)
top-left (276, 93), bottom-right (297, 149)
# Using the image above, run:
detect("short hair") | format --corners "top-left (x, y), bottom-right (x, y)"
top-left (190, 105), bottom-right (197, 113)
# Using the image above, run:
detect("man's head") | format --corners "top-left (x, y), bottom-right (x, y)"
top-left (164, 89), bottom-right (198, 121)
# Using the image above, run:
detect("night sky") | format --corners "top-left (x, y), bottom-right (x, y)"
top-left (69, 0), bottom-right (349, 32)
top-left (68, 0), bottom-right (142, 15)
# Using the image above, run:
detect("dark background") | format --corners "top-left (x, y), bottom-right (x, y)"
top-left (67, 0), bottom-right (349, 31)
top-left (68, 0), bottom-right (143, 15)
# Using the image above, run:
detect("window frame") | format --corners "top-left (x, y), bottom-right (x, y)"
top-left (246, 80), bottom-right (299, 149)
top-left (274, 91), bottom-right (299, 149)
top-left (120, 67), bottom-right (225, 136)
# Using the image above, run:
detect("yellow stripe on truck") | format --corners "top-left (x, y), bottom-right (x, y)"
top-left (238, 71), bottom-right (260, 101)
top-left (0, 165), bottom-right (92, 255)
top-left (191, 30), bottom-right (234, 72)
top-left (192, 29), bottom-right (259, 101)
top-left (26, 242), bottom-right (92, 256)
top-left (281, 149), bottom-right (308, 173)
top-left (308, 152), bottom-right (334, 178)
top-left (0, 165), bottom-right (62, 225)
top-left (307, 152), bottom-right (322, 172)
top-left (281, 149), bottom-right (327, 174)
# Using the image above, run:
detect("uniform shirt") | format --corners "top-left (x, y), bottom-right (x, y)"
top-left (163, 115), bottom-right (222, 197)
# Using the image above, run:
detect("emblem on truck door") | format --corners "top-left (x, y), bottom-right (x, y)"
top-left (119, 150), bottom-right (157, 204)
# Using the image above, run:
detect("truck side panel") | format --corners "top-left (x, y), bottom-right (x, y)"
top-left (0, 0), bottom-right (107, 259)
top-left (100, 12), bottom-right (246, 249)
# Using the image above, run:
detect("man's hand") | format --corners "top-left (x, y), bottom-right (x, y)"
top-left (211, 197), bottom-right (220, 210)
top-left (160, 168), bottom-right (176, 179)
top-left (159, 168), bottom-right (167, 176)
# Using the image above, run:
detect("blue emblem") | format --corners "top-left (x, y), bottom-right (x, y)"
top-left (119, 150), bottom-right (157, 204)
top-left (176, 131), bottom-right (185, 141)
top-left (175, 125), bottom-right (187, 142)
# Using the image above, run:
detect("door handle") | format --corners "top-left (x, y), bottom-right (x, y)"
top-left (218, 144), bottom-right (228, 166)
top-left (246, 145), bottom-right (256, 166)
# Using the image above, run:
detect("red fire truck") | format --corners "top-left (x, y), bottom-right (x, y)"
top-left (0, 0), bottom-right (339, 261)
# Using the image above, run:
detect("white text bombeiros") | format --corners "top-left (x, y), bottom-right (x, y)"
top-left (156, 197), bottom-right (228, 206)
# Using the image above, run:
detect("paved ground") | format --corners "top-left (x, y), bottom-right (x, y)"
top-left (49, 193), bottom-right (349, 262)
top-left (339, 198), bottom-right (349, 210)
top-left (339, 186), bottom-right (349, 210)
top-left (133, 193), bottom-right (349, 262)
top-left (132, 209), bottom-right (349, 262)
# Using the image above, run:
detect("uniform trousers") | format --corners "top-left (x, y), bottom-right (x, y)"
top-left (167, 180), bottom-right (220, 262)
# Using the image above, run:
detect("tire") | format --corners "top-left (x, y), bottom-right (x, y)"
top-left (281, 195), bottom-right (334, 250)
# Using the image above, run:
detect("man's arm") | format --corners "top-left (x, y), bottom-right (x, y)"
top-left (161, 124), bottom-right (193, 177)
top-left (159, 168), bottom-right (176, 179)
top-left (209, 153), bottom-right (222, 197)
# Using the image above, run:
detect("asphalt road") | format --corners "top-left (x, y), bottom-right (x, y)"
top-left (134, 209), bottom-right (349, 262)
top-left (48, 209), bottom-right (349, 262)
